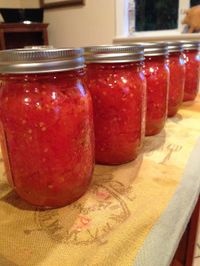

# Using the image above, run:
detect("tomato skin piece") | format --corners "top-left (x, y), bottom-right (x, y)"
top-left (86, 62), bottom-right (146, 165)
top-left (0, 70), bottom-right (94, 208)
top-left (143, 56), bottom-right (169, 136)
top-left (167, 52), bottom-right (185, 117)
top-left (183, 50), bottom-right (200, 102)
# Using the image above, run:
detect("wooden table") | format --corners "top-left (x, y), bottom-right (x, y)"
top-left (0, 23), bottom-right (49, 50)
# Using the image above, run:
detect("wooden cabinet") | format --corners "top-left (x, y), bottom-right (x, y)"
top-left (171, 197), bottom-right (200, 266)
top-left (0, 23), bottom-right (49, 50)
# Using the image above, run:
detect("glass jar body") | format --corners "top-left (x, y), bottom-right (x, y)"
top-left (0, 70), bottom-right (94, 208)
top-left (86, 62), bottom-right (146, 165)
top-left (168, 52), bottom-right (185, 117)
top-left (183, 49), bottom-right (200, 102)
top-left (144, 55), bottom-right (169, 136)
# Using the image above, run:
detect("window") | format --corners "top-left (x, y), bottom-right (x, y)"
top-left (115, 0), bottom-right (199, 38)
top-left (128, 0), bottom-right (197, 36)
top-left (135, 0), bottom-right (179, 32)
top-left (190, 0), bottom-right (200, 6)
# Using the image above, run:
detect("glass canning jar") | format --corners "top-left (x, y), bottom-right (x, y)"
top-left (142, 43), bottom-right (169, 136)
top-left (167, 42), bottom-right (185, 117)
top-left (0, 48), bottom-right (94, 208)
top-left (85, 45), bottom-right (146, 165)
top-left (181, 41), bottom-right (200, 102)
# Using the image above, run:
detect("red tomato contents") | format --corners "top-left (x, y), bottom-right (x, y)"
top-left (0, 70), bottom-right (94, 208)
top-left (144, 56), bottom-right (169, 136)
top-left (86, 62), bottom-right (146, 165)
top-left (183, 50), bottom-right (200, 101)
top-left (168, 52), bottom-right (185, 117)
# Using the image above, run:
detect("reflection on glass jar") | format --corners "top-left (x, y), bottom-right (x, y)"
top-left (181, 41), bottom-right (200, 102)
top-left (167, 42), bottom-right (185, 117)
top-left (141, 43), bottom-right (169, 136)
top-left (0, 48), bottom-right (94, 208)
top-left (85, 45), bottom-right (146, 165)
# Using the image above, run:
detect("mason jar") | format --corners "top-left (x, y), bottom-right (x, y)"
top-left (0, 48), bottom-right (94, 208)
top-left (181, 41), bottom-right (200, 102)
top-left (85, 45), bottom-right (146, 165)
top-left (142, 43), bottom-right (169, 136)
top-left (167, 42), bottom-right (185, 117)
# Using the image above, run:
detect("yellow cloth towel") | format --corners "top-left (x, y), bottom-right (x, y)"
top-left (0, 97), bottom-right (200, 266)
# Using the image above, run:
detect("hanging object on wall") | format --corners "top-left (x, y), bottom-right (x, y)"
top-left (40, 0), bottom-right (85, 9)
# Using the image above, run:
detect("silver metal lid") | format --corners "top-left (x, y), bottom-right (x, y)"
top-left (84, 45), bottom-right (144, 63)
top-left (136, 42), bottom-right (168, 57)
top-left (0, 48), bottom-right (84, 74)
top-left (180, 40), bottom-right (200, 51)
top-left (166, 42), bottom-right (184, 53)
top-left (24, 45), bottom-right (54, 49)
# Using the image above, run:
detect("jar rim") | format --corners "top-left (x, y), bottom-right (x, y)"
top-left (166, 42), bottom-right (184, 53)
top-left (0, 48), bottom-right (85, 74)
top-left (136, 42), bottom-right (168, 57)
top-left (180, 40), bottom-right (200, 50)
top-left (84, 44), bottom-right (144, 63)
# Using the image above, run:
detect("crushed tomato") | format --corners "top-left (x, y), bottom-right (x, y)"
top-left (144, 56), bottom-right (169, 136)
top-left (168, 52), bottom-right (185, 117)
top-left (183, 50), bottom-right (200, 102)
top-left (0, 70), bottom-right (94, 208)
top-left (86, 62), bottom-right (146, 165)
